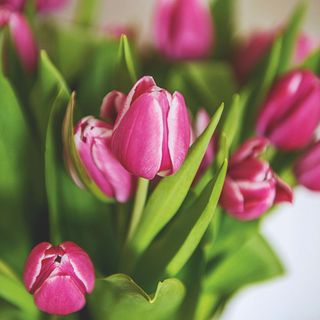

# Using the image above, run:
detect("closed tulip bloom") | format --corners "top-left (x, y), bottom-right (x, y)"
top-left (294, 142), bottom-right (320, 191)
top-left (112, 76), bottom-right (191, 179)
top-left (154, 0), bottom-right (214, 59)
top-left (23, 242), bottom-right (95, 315)
top-left (234, 31), bottom-right (318, 82)
top-left (256, 70), bottom-right (320, 150)
top-left (73, 116), bottom-right (134, 202)
top-left (192, 108), bottom-right (215, 174)
top-left (220, 137), bottom-right (293, 220)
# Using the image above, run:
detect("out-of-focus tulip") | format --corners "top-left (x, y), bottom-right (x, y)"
top-left (0, 0), bottom-right (25, 11)
top-left (23, 241), bottom-right (95, 315)
top-left (8, 13), bottom-right (38, 72)
top-left (294, 142), bottom-right (320, 191)
top-left (256, 70), bottom-right (320, 151)
top-left (219, 137), bottom-right (293, 220)
top-left (111, 76), bottom-right (191, 179)
top-left (154, 0), bottom-right (214, 60)
top-left (100, 90), bottom-right (126, 123)
top-left (36, 0), bottom-right (68, 13)
top-left (192, 108), bottom-right (216, 174)
top-left (73, 116), bottom-right (134, 202)
top-left (234, 31), bottom-right (319, 82)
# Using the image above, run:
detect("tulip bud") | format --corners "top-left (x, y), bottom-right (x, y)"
top-left (192, 108), bottom-right (216, 174)
top-left (154, 0), bottom-right (214, 60)
top-left (111, 76), bottom-right (191, 179)
top-left (23, 241), bottom-right (95, 315)
top-left (256, 70), bottom-right (320, 151)
top-left (100, 90), bottom-right (126, 123)
top-left (234, 31), bottom-right (319, 82)
top-left (294, 142), bottom-right (320, 191)
top-left (219, 137), bottom-right (293, 220)
top-left (73, 116), bottom-right (134, 202)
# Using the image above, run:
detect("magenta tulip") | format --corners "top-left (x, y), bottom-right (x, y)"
top-left (234, 31), bottom-right (318, 82)
top-left (219, 137), bottom-right (293, 220)
top-left (0, 0), bottom-right (25, 11)
top-left (294, 142), bottom-right (320, 191)
top-left (73, 116), bottom-right (134, 202)
top-left (256, 70), bottom-right (320, 150)
top-left (100, 90), bottom-right (126, 123)
top-left (111, 76), bottom-right (191, 179)
top-left (36, 0), bottom-right (68, 13)
top-left (154, 0), bottom-right (214, 59)
top-left (192, 108), bottom-right (215, 174)
top-left (23, 241), bottom-right (95, 315)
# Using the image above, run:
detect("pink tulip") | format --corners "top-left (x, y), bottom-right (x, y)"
top-left (192, 108), bottom-right (216, 174)
top-left (154, 0), bottom-right (214, 59)
top-left (0, 0), bottom-right (25, 11)
top-left (219, 137), bottom-right (293, 220)
top-left (111, 76), bottom-right (191, 179)
top-left (8, 13), bottom-right (38, 72)
top-left (294, 142), bottom-right (320, 191)
top-left (73, 116), bottom-right (135, 202)
top-left (234, 31), bottom-right (319, 82)
top-left (23, 241), bottom-right (95, 315)
top-left (256, 70), bottom-right (320, 151)
top-left (100, 90), bottom-right (126, 123)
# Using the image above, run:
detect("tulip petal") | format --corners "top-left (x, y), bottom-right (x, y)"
top-left (34, 275), bottom-right (85, 315)
top-left (60, 242), bottom-right (95, 293)
top-left (36, 0), bottom-right (67, 13)
top-left (274, 175), bottom-right (293, 203)
top-left (112, 92), bottom-right (164, 179)
top-left (167, 92), bottom-right (191, 174)
top-left (100, 90), bottom-right (126, 122)
top-left (229, 137), bottom-right (268, 165)
top-left (23, 242), bottom-right (52, 292)
top-left (9, 13), bottom-right (38, 72)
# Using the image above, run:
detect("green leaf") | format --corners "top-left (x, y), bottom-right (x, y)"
top-left (89, 274), bottom-right (185, 320)
top-left (210, 0), bottom-right (236, 58)
top-left (277, 2), bottom-right (306, 74)
top-left (74, 0), bottom-right (99, 26)
top-left (167, 62), bottom-right (236, 114)
top-left (30, 50), bottom-right (69, 140)
top-left (134, 160), bottom-right (227, 285)
top-left (127, 105), bottom-right (224, 265)
top-left (0, 73), bottom-right (36, 271)
top-left (62, 93), bottom-right (111, 202)
top-left (0, 261), bottom-right (38, 318)
top-left (204, 234), bottom-right (284, 293)
top-left (117, 34), bottom-right (138, 84)
top-left (300, 49), bottom-right (320, 74)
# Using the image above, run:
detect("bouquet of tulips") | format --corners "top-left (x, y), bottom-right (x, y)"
top-left (0, 0), bottom-right (319, 319)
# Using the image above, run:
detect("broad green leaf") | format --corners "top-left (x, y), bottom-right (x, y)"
top-left (0, 73), bottom-right (36, 271)
top-left (194, 291), bottom-right (220, 320)
top-left (277, 2), bottom-right (306, 74)
top-left (89, 274), bottom-right (185, 320)
top-left (134, 160), bottom-right (227, 285)
top-left (210, 0), bottom-right (236, 58)
top-left (167, 62), bottom-right (236, 114)
top-left (204, 234), bottom-right (284, 293)
top-left (127, 105), bottom-right (224, 264)
top-left (0, 261), bottom-right (38, 318)
top-left (62, 93), bottom-right (110, 202)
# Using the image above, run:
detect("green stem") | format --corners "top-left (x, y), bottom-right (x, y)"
top-left (74, 0), bottom-right (99, 26)
top-left (127, 178), bottom-right (149, 242)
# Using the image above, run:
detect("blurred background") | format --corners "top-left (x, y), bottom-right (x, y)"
top-left (59, 0), bottom-right (320, 319)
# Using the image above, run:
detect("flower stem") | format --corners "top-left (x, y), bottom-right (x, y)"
top-left (127, 178), bottom-right (149, 242)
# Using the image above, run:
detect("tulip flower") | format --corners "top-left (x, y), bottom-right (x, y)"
top-left (256, 70), bottom-right (320, 151)
top-left (234, 31), bottom-right (319, 82)
top-left (219, 137), bottom-right (293, 220)
top-left (100, 90), bottom-right (126, 123)
top-left (154, 0), bottom-right (214, 59)
top-left (192, 108), bottom-right (216, 175)
top-left (111, 76), bottom-right (191, 179)
top-left (36, 0), bottom-right (68, 13)
top-left (0, 8), bottom-right (38, 72)
top-left (73, 116), bottom-right (134, 202)
top-left (0, 0), bottom-right (25, 11)
top-left (294, 142), bottom-right (320, 191)
top-left (23, 241), bottom-right (95, 315)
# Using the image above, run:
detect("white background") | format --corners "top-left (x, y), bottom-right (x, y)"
top-left (61, 1), bottom-right (320, 319)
